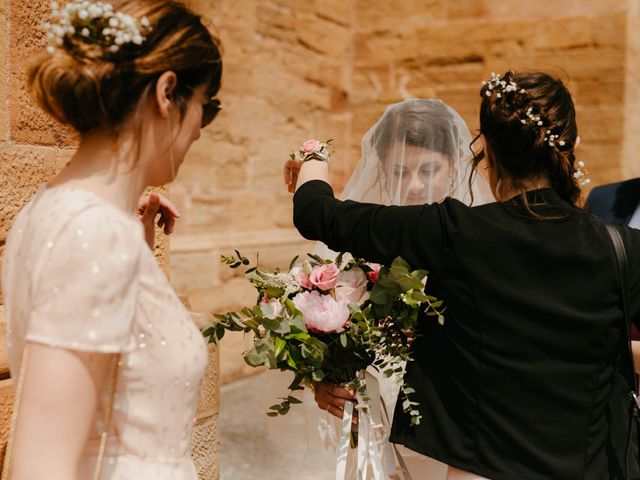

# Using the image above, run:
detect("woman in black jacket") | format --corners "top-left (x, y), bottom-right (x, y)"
top-left (285, 71), bottom-right (640, 480)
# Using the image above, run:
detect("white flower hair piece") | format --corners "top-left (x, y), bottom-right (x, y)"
top-left (543, 130), bottom-right (567, 148)
top-left (482, 72), bottom-right (524, 99)
top-left (482, 72), bottom-right (575, 151)
top-left (573, 160), bottom-right (591, 187)
top-left (44, 1), bottom-right (152, 55)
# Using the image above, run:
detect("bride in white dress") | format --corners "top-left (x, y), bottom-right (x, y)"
top-left (312, 99), bottom-right (493, 480)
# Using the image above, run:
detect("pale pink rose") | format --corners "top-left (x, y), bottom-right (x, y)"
top-left (302, 139), bottom-right (321, 154)
top-left (309, 263), bottom-right (340, 291)
top-left (335, 268), bottom-right (370, 305)
top-left (260, 297), bottom-right (284, 319)
top-left (290, 265), bottom-right (313, 290)
top-left (293, 290), bottom-right (350, 334)
top-left (365, 263), bottom-right (382, 283)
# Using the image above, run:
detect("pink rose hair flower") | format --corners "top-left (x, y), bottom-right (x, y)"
top-left (301, 139), bottom-right (321, 154)
top-left (309, 263), bottom-right (340, 291)
top-left (293, 290), bottom-right (350, 334)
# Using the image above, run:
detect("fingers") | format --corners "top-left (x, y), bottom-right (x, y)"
top-left (156, 193), bottom-right (181, 218)
top-left (284, 160), bottom-right (301, 193)
top-left (141, 193), bottom-right (160, 221)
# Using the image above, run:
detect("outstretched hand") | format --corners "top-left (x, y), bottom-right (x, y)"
top-left (313, 380), bottom-right (358, 427)
top-left (284, 159), bottom-right (302, 193)
top-left (137, 193), bottom-right (181, 248)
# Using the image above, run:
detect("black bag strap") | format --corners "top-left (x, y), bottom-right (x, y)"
top-left (605, 224), bottom-right (639, 398)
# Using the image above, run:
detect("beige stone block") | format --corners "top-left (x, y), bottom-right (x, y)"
top-left (531, 17), bottom-right (594, 51)
top-left (190, 414), bottom-right (218, 480)
top-left (0, 145), bottom-right (71, 243)
top-left (9, 0), bottom-right (76, 146)
top-left (256, 2), bottom-right (298, 44)
top-left (171, 251), bottom-right (222, 294)
top-left (196, 342), bottom-right (218, 420)
top-left (188, 277), bottom-right (257, 316)
top-left (0, 306), bottom-right (7, 379)
top-left (572, 78), bottom-right (625, 107)
top-left (592, 13), bottom-right (627, 47)
top-left (0, 0), bottom-right (8, 143)
top-left (576, 107), bottom-right (624, 143)
top-left (444, 0), bottom-right (485, 19)
top-left (0, 378), bottom-right (15, 464)
top-left (576, 141), bottom-right (623, 183)
top-left (485, 0), bottom-right (624, 19)
top-left (181, 135), bottom-right (249, 191)
top-left (295, 12), bottom-right (351, 57)
top-left (185, 194), bottom-right (234, 235)
top-left (355, 0), bottom-right (446, 28)
top-left (307, 0), bottom-right (352, 26)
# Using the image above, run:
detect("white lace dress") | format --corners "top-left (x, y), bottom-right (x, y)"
top-left (2, 186), bottom-right (208, 479)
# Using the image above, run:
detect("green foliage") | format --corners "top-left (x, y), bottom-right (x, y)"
top-left (202, 252), bottom-right (445, 426)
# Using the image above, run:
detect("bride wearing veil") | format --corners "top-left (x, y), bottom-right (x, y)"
top-left (313, 98), bottom-right (493, 480)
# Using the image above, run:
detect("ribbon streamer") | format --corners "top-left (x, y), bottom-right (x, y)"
top-left (334, 372), bottom-right (413, 480)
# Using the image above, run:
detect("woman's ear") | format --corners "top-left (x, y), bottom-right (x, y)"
top-left (154, 71), bottom-right (178, 119)
top-left (574, 135), bottom-right (581, 151)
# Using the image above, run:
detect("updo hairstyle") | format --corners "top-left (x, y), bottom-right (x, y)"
top-left (472, 71), bottom-right (580, 207)
top-left (28, 0), bottom-right (222, 134)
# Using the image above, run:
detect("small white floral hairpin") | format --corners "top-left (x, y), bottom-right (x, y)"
top-left (544, 130), bottom-right (566, 148)
top-left (44, 0), bottom-right (152, 54)
top-left (573, 160), bottom-right (591, 186)
top-left (482, 72), bottom-right (525, 99)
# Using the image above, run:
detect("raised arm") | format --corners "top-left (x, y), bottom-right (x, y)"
top-left (291, 160), bottom-right (447, 268)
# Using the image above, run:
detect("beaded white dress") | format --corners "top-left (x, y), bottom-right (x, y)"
top-left (2, 186), bottom-right (208, 479)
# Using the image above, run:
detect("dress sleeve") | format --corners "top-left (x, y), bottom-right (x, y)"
top-left (27, 207), bottom-right (143, 353)
top-left (293, 179), bottom-right (449, 269)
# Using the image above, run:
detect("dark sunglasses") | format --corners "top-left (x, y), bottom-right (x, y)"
top-left (201, 97), bottom-right (221, 128)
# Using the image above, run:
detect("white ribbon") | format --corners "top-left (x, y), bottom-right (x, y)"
top-left (334, 372), bottom-right (413, 480)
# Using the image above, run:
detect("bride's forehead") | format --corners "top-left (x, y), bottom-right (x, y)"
top-left (386, 146), bottom-right (451, 166)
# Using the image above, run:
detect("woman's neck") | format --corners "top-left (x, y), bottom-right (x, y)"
top-left (495, 175), bottom-right (551, 202)
top-left (48, 129), bottom-right (147, 213)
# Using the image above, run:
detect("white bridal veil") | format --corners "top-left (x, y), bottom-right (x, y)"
top-left (314, 99), bottom-right (492, 479)
top-left (341, 98), bottom-right (491, 207)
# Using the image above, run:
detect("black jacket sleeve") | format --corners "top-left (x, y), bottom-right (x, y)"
top-left (293, 180), bottom-right (448, 269)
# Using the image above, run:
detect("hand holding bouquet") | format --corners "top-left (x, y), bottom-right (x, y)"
top-left (203, 250), bottom-right (445, 426)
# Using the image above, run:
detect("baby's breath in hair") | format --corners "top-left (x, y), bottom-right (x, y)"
top-left (44, 1), bottom-right (152, 54)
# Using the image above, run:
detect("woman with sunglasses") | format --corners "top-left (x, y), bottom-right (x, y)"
top-left (2, 1), bottom-right (221, 478)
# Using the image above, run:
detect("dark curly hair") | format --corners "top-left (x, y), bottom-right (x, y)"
top-left (470, 71), bottom-right (580, 209)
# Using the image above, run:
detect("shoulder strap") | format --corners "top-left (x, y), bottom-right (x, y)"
top-left (605, 224), bottom-right (638, 395)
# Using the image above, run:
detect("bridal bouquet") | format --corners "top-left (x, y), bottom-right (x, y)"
top-left (203, 250), bottom-right (445, 426)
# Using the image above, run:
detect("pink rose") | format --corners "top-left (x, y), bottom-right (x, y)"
top-left (309, 263), bottom-right (340, 291)
top-left (302, 139), bottom-right (321, 154)
top-left (335, 268), bottom-right (370, 305)
top-left (290, 265), bottom-right (313, 290)
top-left (293, 290), bottom-right (350, 334)
top-left (365, 263), bottom-right (382, 283)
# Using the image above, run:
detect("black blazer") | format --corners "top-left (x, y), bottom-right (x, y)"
top-left (293, 180), bottom-right (640, 480)
top-left (585, 178), bottom-right (640, 226)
